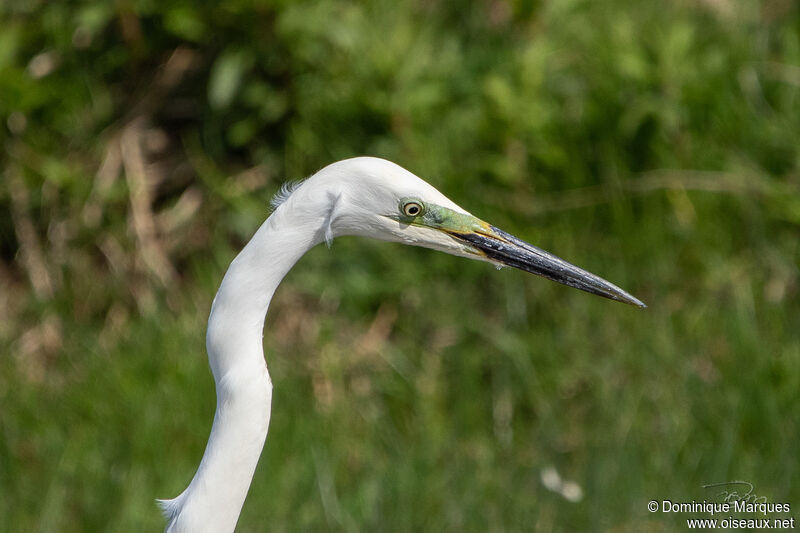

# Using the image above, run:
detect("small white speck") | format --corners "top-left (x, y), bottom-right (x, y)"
top-left (27, 51), bottom-right (59, 79)
top-left (541, 466), bottom-right (583, 503)
top-left (561, 481), bottom-right (584, 502)
top-left (540, 466), bottom-right (562, 491)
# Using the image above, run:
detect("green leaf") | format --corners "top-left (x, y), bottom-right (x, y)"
top-left (208, 49), bottom-right (252, 110)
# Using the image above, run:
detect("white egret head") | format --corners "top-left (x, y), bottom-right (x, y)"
top-left (273, 157), bottom-right (645, 307)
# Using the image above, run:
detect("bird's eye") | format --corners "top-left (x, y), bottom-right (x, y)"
top-left (402, 201), bottom-right (423, 217)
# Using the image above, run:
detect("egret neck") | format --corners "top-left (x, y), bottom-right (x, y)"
top-left (159, 205), bottom-right (325, 533)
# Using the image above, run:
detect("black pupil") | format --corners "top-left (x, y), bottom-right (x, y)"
top-left (407, 205), bottom-right (419, 215)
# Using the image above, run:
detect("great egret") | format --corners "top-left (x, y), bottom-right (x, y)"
top-left (157, 157), bottom-right (645, 532)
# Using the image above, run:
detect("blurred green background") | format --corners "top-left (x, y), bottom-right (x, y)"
top-left (1, 0), bottom-right (798, 531)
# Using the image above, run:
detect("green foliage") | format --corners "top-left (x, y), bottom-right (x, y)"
top-left (1, 0), bottom-right (799, 531)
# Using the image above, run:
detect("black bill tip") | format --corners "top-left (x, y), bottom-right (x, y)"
top-left (450, 226), bottom-right (647, 308)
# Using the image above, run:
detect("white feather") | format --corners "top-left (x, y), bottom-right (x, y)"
top-left (269, 179), bottom-right (305, 212)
